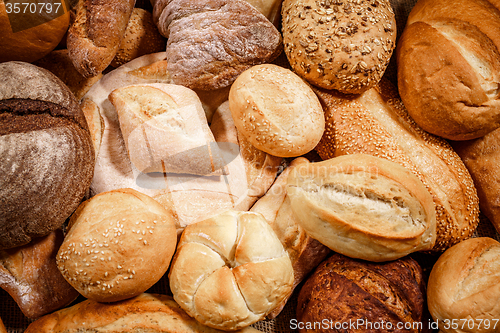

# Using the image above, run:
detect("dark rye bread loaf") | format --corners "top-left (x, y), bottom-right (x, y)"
top-left (296, 253), bottom-right (426, 333)
top-left (0, 61), bottom-right (94, 250)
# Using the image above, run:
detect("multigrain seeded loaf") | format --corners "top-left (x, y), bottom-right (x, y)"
top-left (0, 61), bottom-right (94, 250)
top-left (282, 0), bottom-right (397, 94)
top-left (24, 293), bottom-right (263, 333)
top-left (314, 79), bottom-right (480, 253)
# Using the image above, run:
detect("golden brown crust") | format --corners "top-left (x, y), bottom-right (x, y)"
top-left (282, 0), bottom-right (396, 94)
top-left (57, 188), bottom-right (177, 303)
top-left (0, 316), bottom-right (6, 333)
top-left (0, 1), bottom-right (70, 63)
top-left (451, 128), bottom-right (500, 234)
top-left (297, 253), bottom-right (426, 333)
top-left (67, 0), bottom-right (136, 77)
top-left (314, 79), bottom-right (480, 253)
top-left (169, 210), bottom-right (294, 331)
top-left (427, 237), bottom-right (500, 333)
top-left (0, 231), bottom-right (79, 319)
top-left (287, 154), bottom-right (436, 262)
top-left (110, 8), bottom-right (166, 68)
top-left (24, 293), bottom-right (263, 333)
top-left (397, 0), bottom-right (500, 140)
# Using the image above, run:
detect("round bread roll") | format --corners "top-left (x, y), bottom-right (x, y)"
top-left (110, 8), bottom-right (166, 68)
top-left (228, 64), bottom-right (325, 158)
top-left (286, 154), bottom-right (436, 262)
top-left (56, 188), bottom-right (178, 303)
top-left (0, 61), bottom-right (94, 250)
top-left (281, 0), bottom-right (396, 94)
top-left (296, 253), bottom-right (426, 333)
top-left (427, 237), bottom-right (500, 333)
top-left (0, 0), bottom-right (70, 63)
top-left (169, 210), bottom-right (294, 330)
top-left (397, 0), bottom-right (500, 140)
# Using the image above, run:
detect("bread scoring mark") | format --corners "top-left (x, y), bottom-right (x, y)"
top-left (454, 245), bottom-right (500, 302)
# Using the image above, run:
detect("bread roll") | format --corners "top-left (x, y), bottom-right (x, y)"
top-left (169, 210), bottom-right (294, 330)
top-left (83, 52), bottom-right (268, 228)
top-left (67, 0), bottom-right (135, 77)
top-left (244, 0), bottom-right (282, 27)
top-left (281, 0), bottom-right (396, 94)
top-left (109, 83), bottom-right (226, 175)
top-left (427, 237), bottom-right (500, 333)
top-left (250, 157), bottom-right (330, 319)
top-left (451, 128), bottom-right (500, 234)
top-left (33, 49), bottom-right (103, 100)
top-left (0, 0), bottom-right (70, 63)
top-left (397, 0), bottom-right (500, 140)
top-left (24, 293), bottom-right (263, 333)
top-left (0, 61), bottom-right (94, 250)
top-left (0, 230), bottom-right (79, 319)
top-left (0, 317), bottom-right (6, 333)
top-left (153, 0), bottom-right (282, 90)
top-left (210, 101), bottom-right (282, 210)
top-left (56, 188), bottom-right (177, 303)
top-left (229, 64), bottom-right (325, 158)
top-left (110, 8), bottom-right (166, 68)
top-left (287, 154), bottom-right (436, 262)
top-left (296, 253), bottom-right (426, 333)
top-left (314, 79), bottom-right (480, 253)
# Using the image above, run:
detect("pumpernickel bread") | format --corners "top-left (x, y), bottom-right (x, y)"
top-left (0, 61), bottom-right (94, 250)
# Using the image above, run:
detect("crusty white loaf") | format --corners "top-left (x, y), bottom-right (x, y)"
top-left (427, 237), bottom-right (500, 333)
top-left (397, 0), bottom-right (500, 140)
top-left (287, 154), bottom-right (436, 262)
top-left (314, 79), bottom-right (480, 253)
top-left (24, 293), bottom-right (263, 333)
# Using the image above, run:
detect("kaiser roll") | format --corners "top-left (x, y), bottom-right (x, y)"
top-left (287, 154), bottom-right (436, 262)
top-left (282, 0), bottom-right (396, 94)
top-left (397, 0), bottom-right (500, 140)
top-left (0, 0), bottom-right (70, 63)
top-left (56, 188), bottom-right (178, 303)
top-left (314, 79), bottom-right (480, 253)
top-left (296, 253), bottom-right (426, 333)
top-left (228, 64), bottom-right (325, 158)
top-left (169, 210), bottom-right (294, 331)
top-left (427, 237), bottom-right (500, 333)
top-left (0, 61), bottom-right (94, 250)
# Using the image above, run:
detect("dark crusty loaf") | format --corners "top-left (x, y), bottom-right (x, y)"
top-left (153, 0), bottom-right (282, 90)
top-left (0, 61), bottom-right (94, 250)
top-left (297, 253), bottom-right (426, 333)
top-left (0, 230), bottom-right (79, 319)
top-left (314, 79), bottom-right (479, 253)
top-left (67, 0), bottom-right (136, 77)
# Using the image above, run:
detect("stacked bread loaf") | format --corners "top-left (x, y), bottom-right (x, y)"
top-left (2, 0), bottom-right (500, 332)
